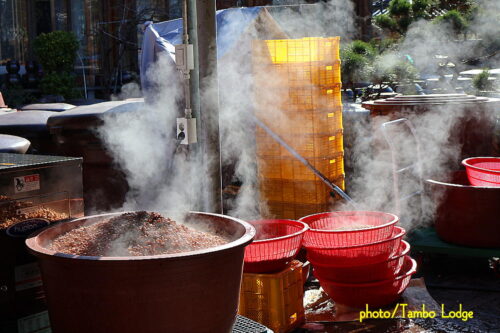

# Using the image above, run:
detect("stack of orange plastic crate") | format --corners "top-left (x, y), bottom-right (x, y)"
top-left (253, 37), bottom-right (345, 220)
top-left (239, 260), bottom-right (305, 333)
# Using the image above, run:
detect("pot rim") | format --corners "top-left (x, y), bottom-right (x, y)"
top-left (26, 211), bottom-right (256, 261)
top-left (425, 177), bottom-right (500, 190)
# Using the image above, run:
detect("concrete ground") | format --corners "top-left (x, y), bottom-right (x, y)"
top-left (295, 254), bottom-right (499, 332)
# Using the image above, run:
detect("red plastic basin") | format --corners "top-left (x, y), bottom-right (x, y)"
top-left (313, 240), bottom-right (410, 283)
top-left (306, 226), bottom-right (406, 267)
top-left (318, 256), bottom-right (417, 308)
top-left (462, 157), bottom-right (500, 187)
top-left (300, 211), bottom-right (398, 248)
top-left (244, 219), bottom-right (308, 273)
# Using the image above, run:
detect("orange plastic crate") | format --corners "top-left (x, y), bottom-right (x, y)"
top-left (254, 84), bottom-right (342, 112)
top-left (283, 84), bottom-right (342, 112)
top-left (260, 179), bottom-right (329, 204)
top-left (268, 61), bottom-right (341, 87)
top-left (259, 177), bottom-right (345, 204)
top-left (256, 130), bottom-right (344, 159)
top-left (239, 261), bottom-right (305, 333)
top-left (257, 154), bottom-right (345, 182)
top-left (256, 107), bottom-right (343, 136)
top-left (263, 201), bottom-right (330, 220)
top-left (287, 107), bottom-right (343, 134)
top-left (261, 37), bottom-right (340, 63)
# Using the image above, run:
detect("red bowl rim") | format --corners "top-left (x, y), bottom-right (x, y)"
top-left (312, 240), bottom-right (410, 268)
top-left (318, 256), bottom-right (417, 288)
top-left (299, 211), bottom-right (399, 234)
top-left (248, 219), bottom-right (309, 244)
top-left (462, 157), bottom-right (500, 175)
top-left (306, 226), bottom-right (406, 250)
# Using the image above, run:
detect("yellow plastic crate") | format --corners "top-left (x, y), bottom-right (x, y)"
top-left (239, 261), bottom-right (305, 333)
top-left (284, 84), bottom-right (342, 112)
top-left (260, 179), bottom-right (329, 204)
top-left (286, 107), bottom-right (343, 134)
top-left (268, 61), bottom-right (341, 87)
top-left (257, 154), bottom-right (345, 182)
top-left (259, 177), bottom-right (345, 204)
top-left (255, 107), bottom-right (343, 136)
top-left (256, 130), bottom-right (344, 159)
top-left (253, 85), bottom-right (342, 114)
top-left (263, 201), bottom-right (330, 220)
top-left (262, 37), bottom-right (340, 63)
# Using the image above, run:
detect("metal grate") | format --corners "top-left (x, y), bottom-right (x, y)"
top-left (0, 153), bottom-right (81, 170)
top-left (233, 315), bottom-right (273, 333)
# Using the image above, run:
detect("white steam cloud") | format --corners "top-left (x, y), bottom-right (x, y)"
top-left (344, 0), bottom-right (499, 229)
top-left (98, 54), bottom-right (205, 213)
top-left (96, 1), bottom-right (497, 232)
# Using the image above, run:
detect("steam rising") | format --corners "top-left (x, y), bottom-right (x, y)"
top-left (98, 54), bottom-right (197, 212)
top-left (98, 2), bottom-right (498, 231)
top-left (345, 0), bottom-right (499, 229)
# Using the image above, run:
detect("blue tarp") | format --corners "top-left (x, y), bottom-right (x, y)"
top-left (152, 7), bottom-right (262, 58)
top-left (140, 7), bottom-right (263, 89)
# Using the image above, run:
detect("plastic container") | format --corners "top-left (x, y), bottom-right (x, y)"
top-left (462, 157), bottom-right (500, 187)
top-left (259, 179), bottom-right (339, 205)
top-left (0, 111), bottom-right (56, 154)
top-left (261, 37), bottom-right (340, 63)
top-left (318, 256), bottom-right (416, 308)
top-left (425, 171), bottom-right (500, 247)
top-left (244, 219), bottom-right (308, 273)
top-left (20, 103), bottom-right (76, 112)
top-left (300, 211), bottom-right (399, 248)
top-left (257, 154), bottom-right (344, 182)
top-left (284, 84), bottom-right (342, 112)
top-left (26, 212), bottom-right (255, 333)
top-left (361, 94), bottom-right (500, 161)
top-left (239, 260), bottom-right (305, 333)
top-left (265, 201), bottom-right (330, 220)
top-left (306, 226), bottom-right (406, 267)
top-left (256, 107), bottom-right (342, 137)
top-left (47, 101), bottom-right (142, 212)
top-left (269, 61), bottom-right (341, 87)
top-left (256, 129), bottom-right (344, 159)
top-left (313, 240), bottom-right (410, 283)
top-left (0, 134), bottom-right (30, 153)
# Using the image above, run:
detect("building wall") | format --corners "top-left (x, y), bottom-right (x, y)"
top-left (0, 0), bottom-right (174, 97)
top-left (0, 0), bottom-right (30, 65)
top-left (1, 0), bottom-right (372, 96)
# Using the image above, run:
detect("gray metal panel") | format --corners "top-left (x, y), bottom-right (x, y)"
top-left (20, 103), bottom-right (76, 112)
top-left (0, 153), bottom-right (82, 171)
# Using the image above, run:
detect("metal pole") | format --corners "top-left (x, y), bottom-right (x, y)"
top-left (253, 116), bottom-right (358, 210)
top-left (187, 0), bottom-right (200, 121)
top-left (195, 0), bottom-right (222, 213)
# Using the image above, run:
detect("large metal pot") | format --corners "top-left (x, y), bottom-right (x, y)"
top-left (425, 171), bottom-right (500, 247)
top-left (26, 211), bottom-right (255, 333)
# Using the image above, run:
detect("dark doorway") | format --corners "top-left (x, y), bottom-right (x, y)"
top-left (35, 0), bottom-right (52, 35)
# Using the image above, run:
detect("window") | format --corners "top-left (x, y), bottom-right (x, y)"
top-left (0, 0), bottom-right (29, 64)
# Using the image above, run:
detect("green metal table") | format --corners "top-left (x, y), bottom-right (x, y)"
top-left (408, 227), bottom-right (500, 258)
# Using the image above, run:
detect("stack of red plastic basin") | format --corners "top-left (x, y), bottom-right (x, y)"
top-left (244, 219), bottom-right (309, 273)
top-left (300, 211), bottom-right (416, 308)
